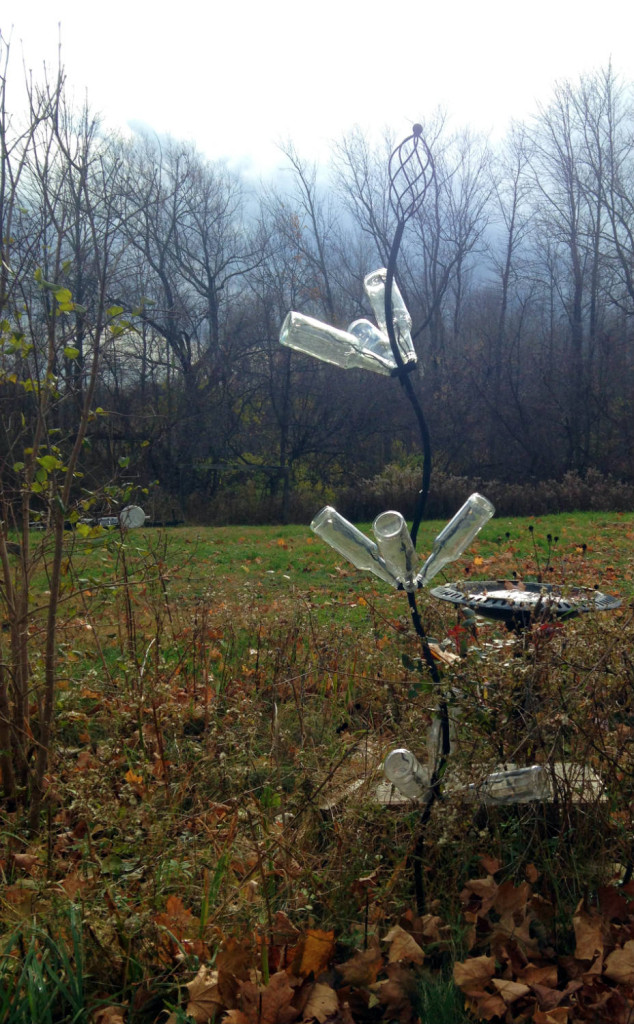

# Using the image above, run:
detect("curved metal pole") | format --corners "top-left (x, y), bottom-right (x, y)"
top-left (383, 126), bottom-right (435, 548)
top-left (384, 127), bottom-right (442, 915)
top-left (384, 229), bottom-right (432, 549)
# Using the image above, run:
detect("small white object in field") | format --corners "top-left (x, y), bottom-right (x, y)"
top-left (120, 505), bottom-right (146, 529)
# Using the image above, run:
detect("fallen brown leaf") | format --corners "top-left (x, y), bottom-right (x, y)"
top-left (526, 862), bottom-right (540, 883)
top-left (372, 963), bottom-right (420, 1024)
top-left (300, 982), bottom-right (339, 1022)
top-left (531, 1007), bottom-right (570, 1023)
top-left (239, 971), bottom-right (300, 1024)
top-left (223, 1012), bottom-right (249, 1024)
top-left (604, 939), bottom-right (634, 985)
top-left (453, 954), bottom-right (496, 993)
top-left (573, 901), bottom-right (604, 960)
top-left (184, 966), bottom-right (223, 1024)
top-left (464, 990), bottom-right (507, 1020)
top-left (491, 977), bottom-right (531, 1003)
top-left (336, 947), bottom-right (384, 987)
top-left (460, 876), bottom-right (498, 915)
top-left (92, 1007), bottom-right (127, 1024)
top-left (479, 854), bottom-right (502, 875)
top-left (493, 880), bottom-right (531, 917)
top-left (153, 895), bottom-right (198, 942)
top-left (12, 852), bottom-right (40, 874)
top-left (217, 937), bottom-right (253, 1005)
top-left (383, 925), bottom-right (425, 965)
top-left (519, 964), bottom-right (558, 988)
top-left (297, 930), bottom-right (335, 979)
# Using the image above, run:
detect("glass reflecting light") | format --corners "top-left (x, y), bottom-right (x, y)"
top-left (280, 311), bottom-right (395, 375)
top-left (372, 510), bottom-right (419, 591)
top-left (363, 268), bottom-right (416, 367)
top-left (416, 493), bottom-right (495, 586)
top-left (310, 506), bottom-right (401, 587)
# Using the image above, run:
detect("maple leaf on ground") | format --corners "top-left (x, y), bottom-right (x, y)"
top-left (335, 947), bottom-right (384, 987)
top-left (165, 966), bottom-right (224, 1024)
top-left (295, 929), bottom-right (335, 979)
top-left (217, 936), bottom-right (254, 1005)
top-left (491, 977), bottom-right (531, 1003)
top-left (573, 901), bottom-right (605, 961)
top-left (460, 875), bottom-right (498, 916)
top-left (153, 895), bottom-right (199, 941)
top-left (92, 1007), bottom-right (127, 1024)
top-left (12, 852), bottom-right (40, 874)
top-left (518, 964), bottom-right (558, 988)
top-left (480, 854), bottom-right (502, 875)
top-left (453, 954), bottom-right (496, 994)
top-left (300, 982), bottom-right (339, 1022)
top-left (531, 1007), bottom-right (570, 1023)
top-left (464, 990), bottom-right (507, 1021)
top-left (604, 939), bottom-right (634, 985)
top-left (238, 971), bottom-right (300, 1024)
top-left (59, 869), bottom-right (90, 900)
top-left (383, 925), bottom-right (425, 965)
top-left (398, 909), bottom-right (446, 947)
top-left (493, 880), bottom-right (531, 917)
top-left (371, 963), bottom-right (421, 1024)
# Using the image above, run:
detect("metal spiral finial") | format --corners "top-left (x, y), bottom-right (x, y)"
top-left (388, 124), bottom-right (434, 224)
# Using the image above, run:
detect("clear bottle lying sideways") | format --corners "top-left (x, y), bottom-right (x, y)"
top-left (383, 747), bottom-right (429, 799)
top-left (467, 765), bottom-right (551, 805)
top-left (279, 311), bottom-right (408, 376)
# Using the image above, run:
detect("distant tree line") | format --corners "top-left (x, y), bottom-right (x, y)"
top-left (1, 38), bottom-right (633, 523)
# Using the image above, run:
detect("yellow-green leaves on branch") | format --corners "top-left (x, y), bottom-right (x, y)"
top-left (33, 270), bottom-right (86, 314)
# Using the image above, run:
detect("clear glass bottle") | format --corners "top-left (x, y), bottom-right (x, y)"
top-left (280, 311), bottom-right (393, 375)
top-left (383, 747), bottom-right (429, 799)
top-left (310, 506), bottom-right (400, 588)
top-left (372, 510), bottom-right (419, 591)
top-left (363, 269), bottom-right (417, 367)
top-left (347, 318), bottom-right (392, 362)
top-left (472, 765), bottom-right (550, 805)
top-left (416, 493), bottom-right (495, 587)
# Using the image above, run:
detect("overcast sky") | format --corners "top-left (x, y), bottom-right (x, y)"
top-left (2, 0), bottom-right (633, 176)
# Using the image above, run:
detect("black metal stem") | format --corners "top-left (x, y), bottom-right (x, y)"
top-left (384, 225), bottom-right (432, 548)
top-left (405, 590), bottom-right (447, 912)
top-left (384, 126), bottom-right (439, 913)
top-left (410, 701), bottom-right (450, 914)
top-left (407, 591), bottom-right (440, 683)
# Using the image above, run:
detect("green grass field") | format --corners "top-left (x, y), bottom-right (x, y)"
top-left (2, 511), bottom-right (634, 1020)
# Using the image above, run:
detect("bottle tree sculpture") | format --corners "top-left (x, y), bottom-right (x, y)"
top-left (279, 126), bottom-right (495, 909)
top-left (280, 125), bottom-right (622, 909)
